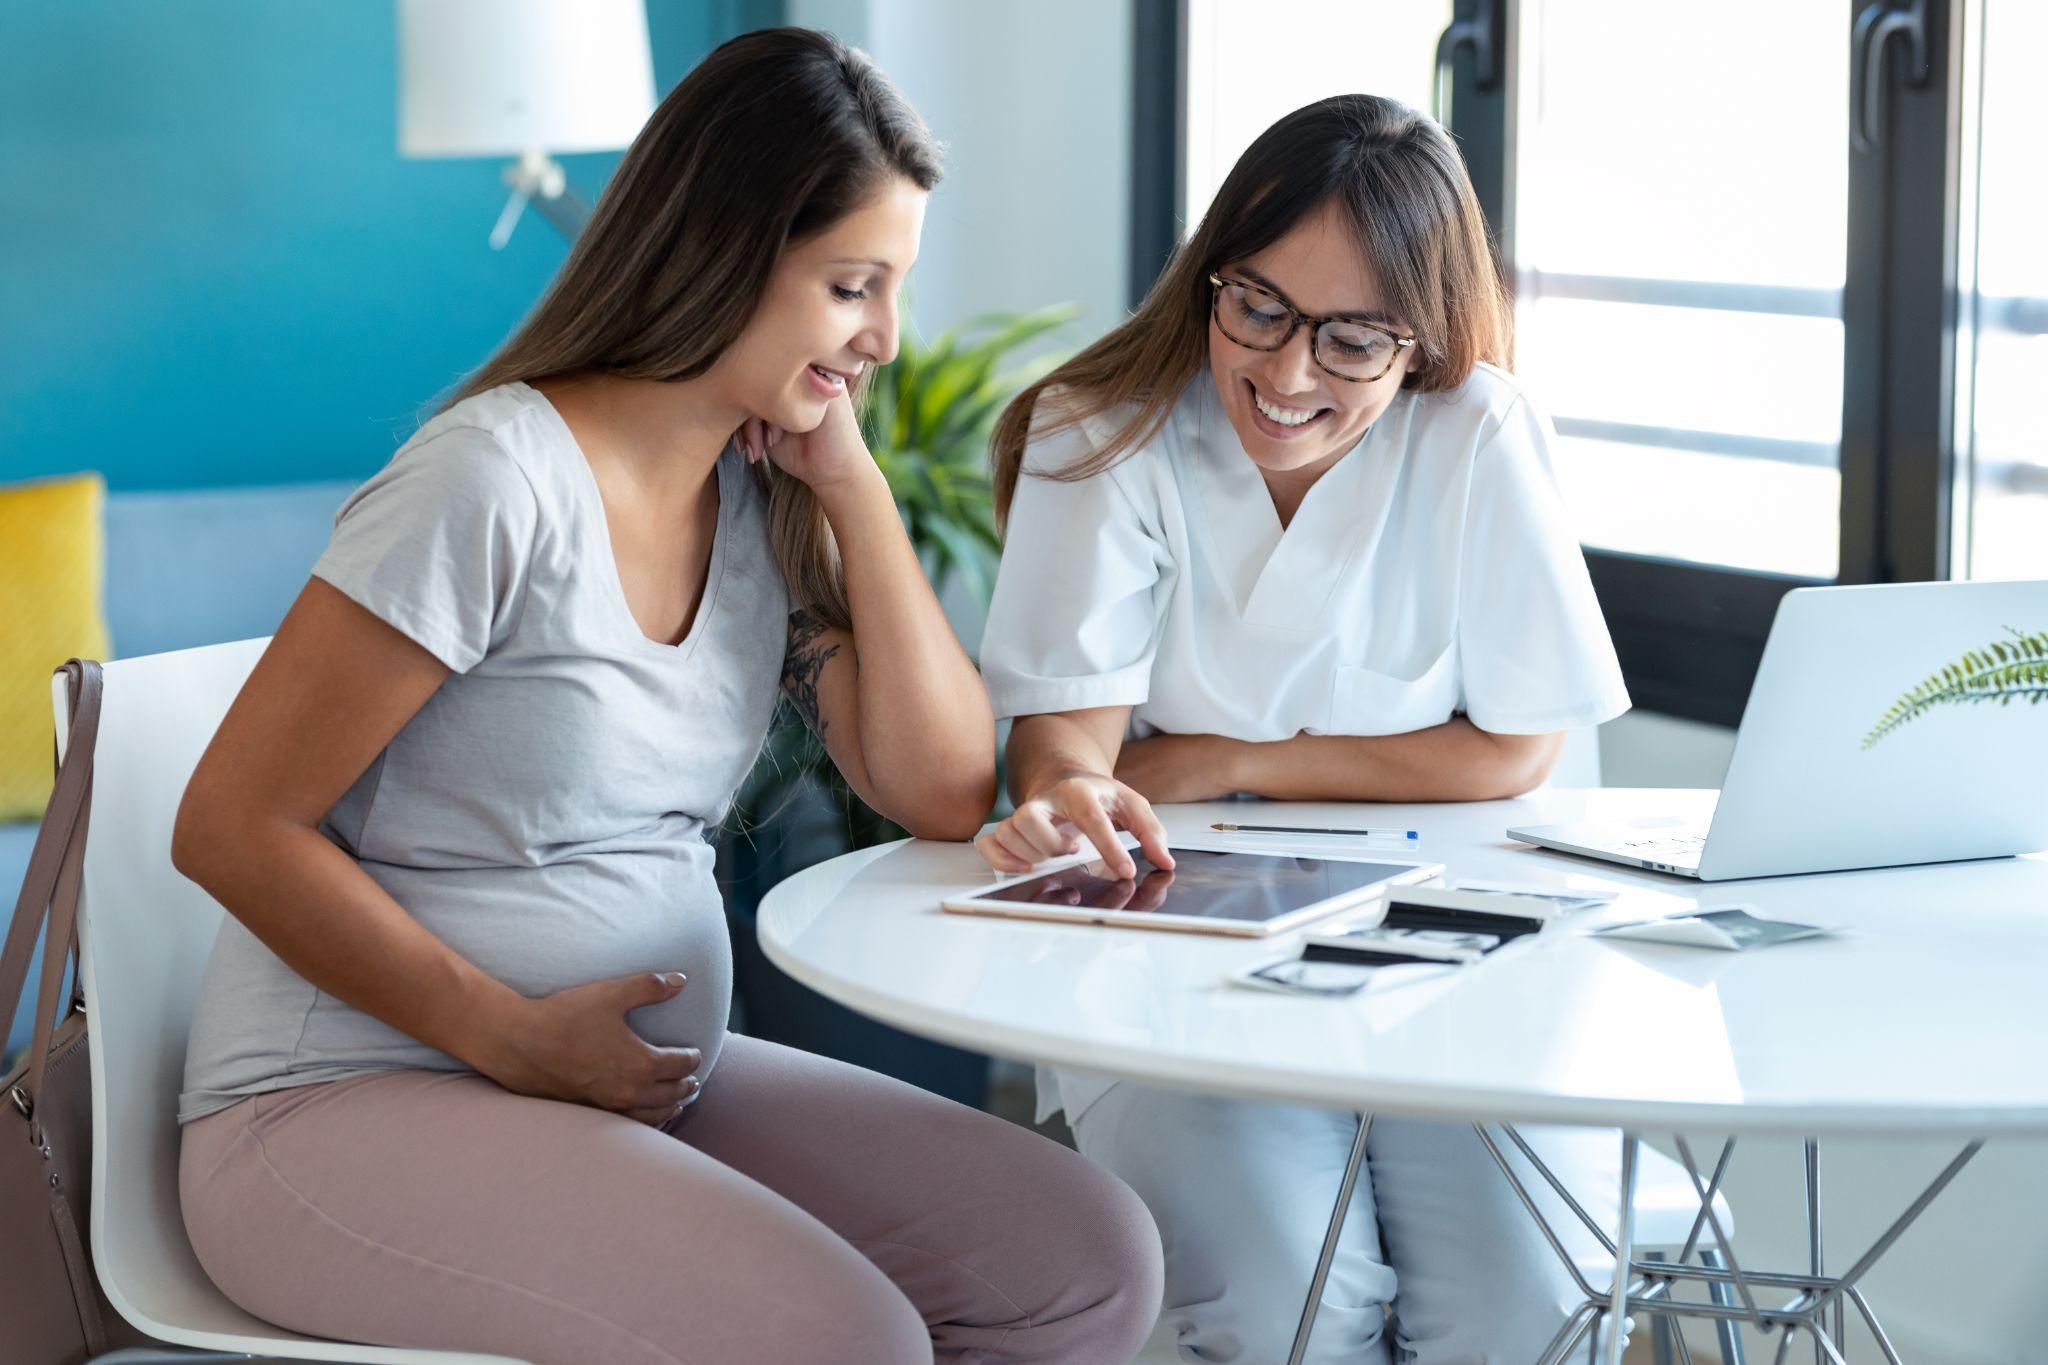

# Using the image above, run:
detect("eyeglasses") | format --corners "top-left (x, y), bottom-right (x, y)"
top-left (1208, 273), bottom-right (1417, 383)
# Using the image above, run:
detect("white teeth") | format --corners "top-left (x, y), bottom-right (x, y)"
top-left (1253, 391), bottom-right (1320, 427)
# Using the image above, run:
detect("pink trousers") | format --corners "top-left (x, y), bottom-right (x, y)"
top-left (180, 1035), bottom-right (1163, 1364)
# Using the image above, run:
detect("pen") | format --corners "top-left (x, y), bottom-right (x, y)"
top-left (1210, 822), bottom-right (1420, 840)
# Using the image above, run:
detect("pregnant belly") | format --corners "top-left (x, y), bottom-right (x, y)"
top-left (362, 851), bottom-right (736, 1080)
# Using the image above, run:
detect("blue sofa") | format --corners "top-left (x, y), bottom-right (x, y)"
top-left (3, 480), bottom-right (356, 1060)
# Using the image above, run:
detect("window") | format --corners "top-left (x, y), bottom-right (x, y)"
top-left (1954, 0), bottom-right (2048, 581)
top-left (1513, 0), bottom-right (1846, 580)
top-left (1181, 0), bottom-right (1453, 231)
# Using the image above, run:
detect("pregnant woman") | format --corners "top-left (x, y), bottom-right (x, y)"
top-left (169, 29), bottom-right (1160, 1365)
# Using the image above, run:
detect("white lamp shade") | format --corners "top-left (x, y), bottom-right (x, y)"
top-left (398, 0), bottom-right (658, 159)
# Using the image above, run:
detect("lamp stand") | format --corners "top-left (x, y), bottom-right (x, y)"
top-left (489, 150), bottom-right (591, 250)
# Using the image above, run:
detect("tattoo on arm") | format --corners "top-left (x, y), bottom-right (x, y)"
top-left (782, 609), bottom-right (845, 737)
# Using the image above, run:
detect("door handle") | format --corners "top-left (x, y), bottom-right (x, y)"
top-left (1851, 0), bottom-right (1932, 153)
top-left (1433, 0), bottom-right (1502, 124)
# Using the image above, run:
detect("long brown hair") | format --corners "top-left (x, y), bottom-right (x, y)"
top-left (992, 94), bottom-right (1507, 528)
top-left (449, 27), bottom-right (942, 630)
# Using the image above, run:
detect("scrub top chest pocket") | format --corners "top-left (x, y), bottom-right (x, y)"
top-left (1329, 643), bottom-right (1461, 736)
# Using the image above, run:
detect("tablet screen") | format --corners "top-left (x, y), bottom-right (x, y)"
top-left (965, 849), bottom-right (1421, 924)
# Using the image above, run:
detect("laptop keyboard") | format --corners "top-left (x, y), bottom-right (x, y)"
top-left (1619, 833), bottom-right (1706, 855)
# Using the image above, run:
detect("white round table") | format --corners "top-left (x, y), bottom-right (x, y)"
top-left (757, 788), bottom-right (2048, 1363)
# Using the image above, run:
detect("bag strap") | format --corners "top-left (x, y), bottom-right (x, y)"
top-left (1, 659), bottom-right (102, 1144)
top-left (0, 661), bottom-right (95, 1034)
top-left (27, 773), bottom-right (92, 1139)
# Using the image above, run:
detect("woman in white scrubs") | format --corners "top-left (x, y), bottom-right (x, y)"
top-left (978, 96), bottom-right (1632, 1364)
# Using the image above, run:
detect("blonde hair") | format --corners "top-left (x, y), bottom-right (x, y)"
top-left (991, 95), bottom-right (1507, 528)
top-left (448, 28), bottom-right (941, 630)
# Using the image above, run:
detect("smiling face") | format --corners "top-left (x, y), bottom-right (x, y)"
top-left (712, 174), bottom-right (928, 432)
top-left (1206, 197), bottom-right (1418, 481)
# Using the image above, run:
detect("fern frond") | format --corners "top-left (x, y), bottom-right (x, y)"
top-left (1863, 627), bottom-right (2048, 748)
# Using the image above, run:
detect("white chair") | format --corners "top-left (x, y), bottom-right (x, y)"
top-left (55, 639), bottom-right (524, 1364)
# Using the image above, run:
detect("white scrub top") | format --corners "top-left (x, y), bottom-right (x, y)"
top-left (979, 362), bottom-right (1630, 1123)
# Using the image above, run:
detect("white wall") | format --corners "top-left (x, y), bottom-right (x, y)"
top-left (796, 0), bottom-right (1134, 352)
top-left (795, 0), bottom-right (1134, 645)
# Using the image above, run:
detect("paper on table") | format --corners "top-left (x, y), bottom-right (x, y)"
top-left (1452, 878), bottom-right (1620, 907)
top-left (1227, 953), bottom-right (1464, 998)
top-left (1592, 906), bottom-right (1835, 951)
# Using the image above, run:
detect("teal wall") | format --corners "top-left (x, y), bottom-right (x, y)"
top-left (0, 1), bottom-right (782, 492)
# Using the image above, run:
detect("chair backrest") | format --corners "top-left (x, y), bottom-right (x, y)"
top-left (57, 639), bottom-right (277, 1341)
top-left (55, 641), bottom-right (525, 1364)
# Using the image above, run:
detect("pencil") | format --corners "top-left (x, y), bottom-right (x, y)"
top-left (1210, 822), bottom-right (1419, 839)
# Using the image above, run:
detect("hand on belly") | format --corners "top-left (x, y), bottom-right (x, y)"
top-left (465, 968), bottom-right (728, 1127)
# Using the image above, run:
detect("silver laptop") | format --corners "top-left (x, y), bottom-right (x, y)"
top-left (1509, 580), bottom-right (2048, 880)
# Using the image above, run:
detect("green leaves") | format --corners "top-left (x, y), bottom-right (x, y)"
top-left (721, 303), bottom-right (1072, 853)
top-left (1862, 626), bottom-right (2048, 749)
top-left (860, 302), bottom-right (1076, 608)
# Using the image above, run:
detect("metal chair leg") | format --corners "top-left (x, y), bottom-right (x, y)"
top-left (1700, 1247), bottom-right (1747, 1365)
top-left (1641, 1250), bottom-right (1677, 1365)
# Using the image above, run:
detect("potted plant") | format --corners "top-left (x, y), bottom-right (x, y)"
top-left (718, 304), bottom-right (1074, 1105)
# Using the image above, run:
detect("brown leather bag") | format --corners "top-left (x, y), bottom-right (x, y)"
top-left (1, 660), bottom-right (154, 1364)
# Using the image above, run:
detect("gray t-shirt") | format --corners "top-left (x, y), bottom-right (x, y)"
top-left (179, 382), bottom-right (790, 1122)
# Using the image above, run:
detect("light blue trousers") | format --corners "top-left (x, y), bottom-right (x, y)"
top-left (1069, 1080), bottom-right (1622, 1365)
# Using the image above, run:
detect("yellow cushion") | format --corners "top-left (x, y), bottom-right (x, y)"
top-left (0, 474), bottom-right (113, 822)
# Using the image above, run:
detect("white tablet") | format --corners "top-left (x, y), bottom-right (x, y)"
top-left (941, 843), bottom-right (1443, 937)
